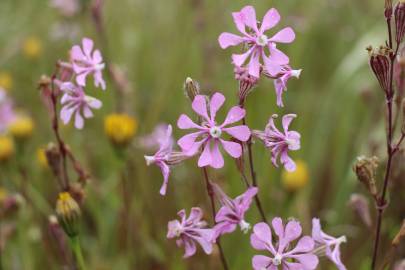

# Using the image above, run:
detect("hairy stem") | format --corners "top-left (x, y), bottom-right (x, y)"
top-left (201, 167), bottom-right (229, 270)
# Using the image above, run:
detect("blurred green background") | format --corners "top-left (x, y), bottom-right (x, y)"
top-left (0, 0), bottom-right (404, 269)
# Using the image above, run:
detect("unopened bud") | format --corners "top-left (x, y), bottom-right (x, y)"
top-left (348, 194), bottom-right (372, 228)
top-left (395, 1), bottom-right (405, 44)
top-left (392, 219), bottom-right (405, 247)
top-left (55, 192), bottom-right (81, 237)
top-left (184, 77), bottom-right (200, 102)
top-left (368, 46), bottom-right (391, 94)
top-left (353, 156), bottom-right (379, 197)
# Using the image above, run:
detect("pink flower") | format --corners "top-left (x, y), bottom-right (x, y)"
top-left (0, 89), bottom-right (15, 133)
top-left (250, 218), bottom-right (319, 270)
top-left (177, 92), bottom-right (251, 168)
top-left (70, 38), bottom-right (106, 90)
top-left (138, 123), bottom-right (174, 150)
top-left (213, 184), bottom-right (258, 237)
top-left (59, 82), bottom-right (102, 129)
top-left (312, 218), bottom-right (347, 270)
top-left (144, 125), bottom-right (188, 195)
top-left (272, 67), bottom-right (302, 107)
top-left (167, 207), bottom-right (215, 258)
top-left (219, 6), bottom-right (295, 78)
top-left (253, 114), bottom-right (300, 172)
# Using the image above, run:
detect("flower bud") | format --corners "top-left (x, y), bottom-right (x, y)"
top-left (367, 46), bottom-right (391, 94)
top-left (9, 115), bottom-right (34, 140)
top-left (353, 156), bottom-right (379, 197)
top-left (348, 194), bottom-right (372, 228)
top-left (55, 192), bottom-right (81, 237)
top-left (395, 0), bottom-right (405, 44)
top-left (0, 135), bottom-right (14, 162)
top-left (385, 0), bottom-right (393, 19)
top-left (234, 66), bottom-right (259, 105)
top-left (184, 77), bottom-right (200, 102)
top-left (104, 113), bottom-right (137, 146)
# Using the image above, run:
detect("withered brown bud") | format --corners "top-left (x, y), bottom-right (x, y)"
top-left (385, 0), bottom-right (393, 19)
top-left (395, 1), bottom-right (405, 44)
top-left (348, 194), bottom-right (372, 228)
top-left (392, 219), bottom-right (405, 247)
top-left (45, 143), bottom-right (62, 179)
top-left (368, 46), bottom-right (391, 94)
top-left (184, 77), bottom-right (200, 102)
top-left (38, 75), bottom-right (51, 90)
top-left (353, 156), bottom-right (379, 197)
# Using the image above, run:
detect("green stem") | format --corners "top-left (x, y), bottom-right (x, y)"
top-left (70, 236), bottom-right (87, 270)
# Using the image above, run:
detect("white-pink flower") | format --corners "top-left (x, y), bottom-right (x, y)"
top-left (70, 38), bottom-right (106, 90)
top-left (0, 88), bottom-right (15, 134)
top-left (59, 82), bottom-right (102, 129)
top-left (219, 6), bottom-right (295, 78)
top-left (177, 92), bottom-right (251, 169)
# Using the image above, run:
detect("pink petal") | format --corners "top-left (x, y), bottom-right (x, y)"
top-left (223, 125), bottom-right (251, 142)
top-left (232, 11), bottom-right (247, 34)
top-left (240, 6), bottom-right (258, 33)
top-left (177, 114), bottom-right (201, 129)
top-left (311, 218), bottom-right (323, 243)
top-left (221, 106), bottom-right (246, 126)
top-left (177, 131), bottom-right (204, 151)
top-left (209, 92), bottom-right (225, 121)
top-left (183, 238), bottom-right (197, 258)
top-left (82, 37), bottom-right (94, 57)
top-left (158, 162), bottom-right (170, 195)
top-left (218, 33), bottom-right (244, 49)
top-left (188, 207), bottom-right (203, 223)
top-left (269, 27), bottom-right (295, 43)
top-left (75, 72), bottom-right (88, 87)
top-left (71, 45), bottom-right (85, 60)
top-left (220, 140), bottom-right (242, 158)
top-left (192, 95), bottom-right (209, 120)
top-left (288, 236), bottom-right (315, 254)
top-left (274, 79), bottom-right (285, 107)
top-left (271, 217), bottom-right (285, 239)
top-left (94, 71), bottom-right (106, 90)
top-left (60, 105), bottom-right (75, 124)
top-left (252, 255), bottom-right (272, 270)
top-left (92, 49), bottom-right (103, 63)
top-left (83, 106), bottom-right (93, 118)
top-left (210, 141), bottom-right (224, 169)
top-left (284, 220), bottom-right (302, 243)
top-left (198, 141), bottom-right (212, 167)
top-left (281, 151), bottom-right (296, 172)
top-left (289, 254), bottom-right (319, 270)
top-left (282, 114), bottom-right (296, 131)
top-left (262, 52), bottom-right (283, 76)
top-left (253, 222), bottom-right (272, 245)
top-left (268, 46), bottom-right (289, 64)
top-left (74, 110), bottom-right (84, 129)
top-left (232, 47), bottom-right (254, 67)
top-left (260, 8), bottom-right (280, 33)
top-left (248, 49), bottom-right (261, 78)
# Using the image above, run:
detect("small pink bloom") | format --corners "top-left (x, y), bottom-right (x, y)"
top-left (0, 89), bottom-right (15, 133)
top-left (312, 218), bottom-right (347, 270)
top-left (253, 114), bottom-right (300, 172)
top-left (70, 38), bottom-right (106, 90)
top-left (250, 218), bottom-right (319, 270)
top-left (59, 82), bottom-right (102, 129)
top-left (219, 6), bottom-right (295, 78)
top-left (213, 184), bottom-right (258, 237)
top-left (167, 207), bottom-right (215, 258)
top-left (138, 123), bottom-right (174, 150)
top-left (177, 92), bottom-right (251, 169)
top-left (272, 67), bottom-right (302, 107)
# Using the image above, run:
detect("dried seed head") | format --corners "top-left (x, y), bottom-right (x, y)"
top-left (353, 156), bottom-right (379, 197)
top-left (368, 46), bottom-right (391, 94)
top-left (348, 194), bottom-right (372, 228)
top-left (55, 192), bottom-right (81, 237)
top-left (395, 1), bottom-right (405, 44)
top-left (184, 77), bottom-right (200, 102)
top-left (392, 219), bottom-right (405, 247)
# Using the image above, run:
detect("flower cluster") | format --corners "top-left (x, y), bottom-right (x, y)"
top-left (141, 5), bottom-right (347, 269)
top-left (53, 38), bottom-right (106, 129)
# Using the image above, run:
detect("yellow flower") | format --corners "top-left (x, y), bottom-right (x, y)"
top-left (281, 160), bottom-right (309, 192)
top-left (9, 115), bottom-right (34, 140)
top-left (0, 71), bottom-right (13, 90)
top-left (22, 36), bottom-right (42, 59)
top-left (56, 192), bottom-right (81, 237)
top-left (0, 136), bottom-right (14, 162)
top-left (104, 113), bottom-right (137, 146)
top-left (36, 147), bottom-right (48, 168)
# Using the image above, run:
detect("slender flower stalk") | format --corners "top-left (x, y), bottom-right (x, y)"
top-left (201, 167), bottom-right (229, 270)
top-left (70, 236), bottom-right (87, 270)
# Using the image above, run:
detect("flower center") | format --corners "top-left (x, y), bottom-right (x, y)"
top-left (209, 126), bottom-right (222, 138)
top-left (272, 253), bottom-right (283, 266)
top-left (239, 220), bottom-right (251, 234)
top-left (256, 34), bottom-right (268, 46)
